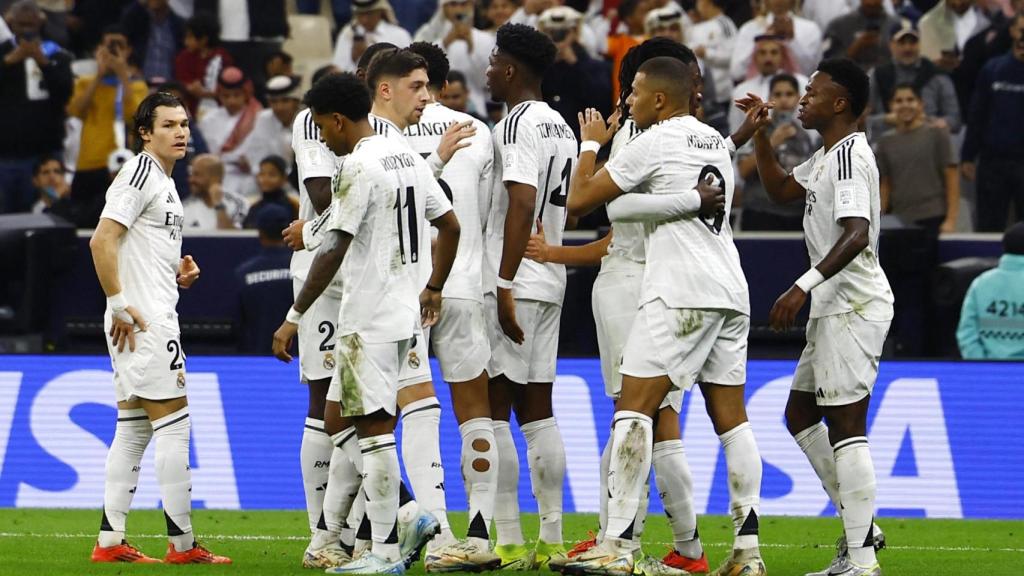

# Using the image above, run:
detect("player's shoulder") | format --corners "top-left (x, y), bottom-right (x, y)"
top-left (292, 107), bottom-right (316, 139)
top-left (497, 101), bottom-right (539, 146)
top-left (114, 152), bottom-right (162, 194)
top-left (827, 132), bottom-right (874, 168)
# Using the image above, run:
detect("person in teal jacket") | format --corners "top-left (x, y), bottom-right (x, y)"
top-left (957, 222), bottom-right (1024, 359)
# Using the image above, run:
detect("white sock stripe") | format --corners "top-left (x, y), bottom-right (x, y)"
top-left (304, 417), bottom-right (326, 432)
top-left (116, 408), bottom-right (148, 421)
top-left (653, 439), bottom-right (685, 455)
top-left (332, 428), bottom-right (357, 448)
top-left (612, 410), bottom-right (653, 425)
top-left (520, 416), bottom-right (557, 435)
top-left (794, 422), bottom-right (828, 447)
top-left (833, 436), bottom-right (869, 453)
top-left (402, 396), bottom-right (441, 414)
top-left (151, 408), bottom-right (190, 432)
top-left (718, 421), bottom-right (752, 444)
top-left (458, 417), bottom-right (493, 435)
top-left (401, 402), bottom-right (441, 420)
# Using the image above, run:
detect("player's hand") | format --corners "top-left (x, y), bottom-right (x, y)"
top-left (769, 285), bottom-right (807, 332)
top-left (176, 255), bottom-right (200, 288)
top-left (961, 161), bottom-right (976, 181)
top-left (497, 287), bottom-right (524, 345)
top-left (941, 217), bottom-right (957, 234)
top-left (734, 92), bottom-right (764, 114)
top-left (272, 320), bottom-right (298, 362)
top-left (578, 107), bottom-right (617, 146)
top-left (437, 120), bottom-right (476, 164)
top-left (697, 174), bottom-right (725, 218)
top-left (419, 288), bottom-right (442, 328)
top-left (524, 219), bottom-right (549, 263)
top-left (283, 219), bottom-right (307, 250)
top-left (110, 305), bottom-right (147, 353)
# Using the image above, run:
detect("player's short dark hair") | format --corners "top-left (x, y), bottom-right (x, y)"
top-left (770, 73), bottom-right (800, 94)
top-left (156, 80), bottom-right (187, 96)
top-left (259, 155), bottom-right (288, 176)
top-left (357, 41), bottom-right (398, 72)
top-left (637, 56), bottom-right (693, 101)
top-left (132, 91), bottom-right (186, 152)
top-left (303, 72), bottom-right (371, 122)
top-left (891, 81), bottom-right (922, 99)
top-left (32, 154), bottom-right (64, 176)
top-left (365, 48), bottom-right (428, 92)
top-left (408, 42), bottom-right (450, 91)
top-left (185, 11), bottom-right (220, 45)
top-left (495, 23), bottom-right (557, 78)
top-left (447, 69), bottom-right (467, 86)
top-left (312, 64), bottom-right (339, 86)
top-left (817, 58), bottom-right (869, 118)
top-left (618, 37), bottom-right (696, 114)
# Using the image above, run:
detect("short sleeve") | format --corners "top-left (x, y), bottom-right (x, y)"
top-left (605, 130), bottom-right (658, 193)
top-left (500, 115), bottom-right (541, 187)
top-left (293, 113), bottom-right (336, 180)
top-left (327, 161), bottom-right (372, 236)
top-left (424, 171), bottom-right (454, 221)
top-left (832, 148), bottom-right (872, 222)
top-left (935, 127), bottom-right (954, 166)
top-left (792, 153), bottom-right (817, 188)
top-left (99, 157), bottom-right (156, 228)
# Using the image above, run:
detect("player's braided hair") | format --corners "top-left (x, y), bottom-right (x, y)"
top-left (617, 37), bottom-right (697, 124)
top-left (495, 23), bottom-right (557, 78)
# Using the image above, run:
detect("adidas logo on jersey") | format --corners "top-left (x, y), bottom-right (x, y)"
top-left (166, 192), bottom-right (175, 204)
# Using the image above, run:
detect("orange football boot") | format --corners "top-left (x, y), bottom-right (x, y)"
top-left (91, 540), bottom-right (161, 563)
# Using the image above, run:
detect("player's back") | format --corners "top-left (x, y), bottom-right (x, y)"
top-left (404, 103), bottom-right (492, 301)
top-left (606, 115), bottom-right (749, 315)
top-left (99, 151), bottom-right (184, 322)
top-left (330, 135), bottom-right (450, 342)
top-left (485, 100), bottom-right (578, 303)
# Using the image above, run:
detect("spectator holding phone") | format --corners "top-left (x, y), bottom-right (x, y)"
top-left (332, 0), bottom-right (411, 72)
top-left (415, 0), bottom-right (496, 116)
top-left (919, 0), bottom-right (991, 71)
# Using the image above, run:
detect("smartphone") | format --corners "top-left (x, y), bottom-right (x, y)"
top-left (455, 12), bottom-right (471, 24)
top-left (773, 110), bottom-right (794, 125)
top-left (548, 28), bottom-right (570, 43)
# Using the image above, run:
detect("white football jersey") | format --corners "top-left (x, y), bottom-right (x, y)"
top-left (99, 151), bottom-right (184, 323)
top-left (607, 119), bottom-right (646, 264)
top-left (403, 102), bottom-right (493, 302)
top-left (328, 134), bottom-right (453, 343)
top-left (483, 101), bottom-right (578, 304)
top-left (792, 132), bottom-right (894, 320)
top-left (605, 115), bottom-right (749, 314)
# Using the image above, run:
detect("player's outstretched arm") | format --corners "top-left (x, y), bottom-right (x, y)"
top-left (606, 173), bottom-right (724, 224)
top-left (524, 223), bottom-right (611, 267)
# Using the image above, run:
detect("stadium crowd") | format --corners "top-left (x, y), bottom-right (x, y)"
top-left (1, 0), bottom-right (1022, 233)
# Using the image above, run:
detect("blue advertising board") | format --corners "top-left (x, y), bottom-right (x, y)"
top-left (0, 356), bottom-right (1021, 519)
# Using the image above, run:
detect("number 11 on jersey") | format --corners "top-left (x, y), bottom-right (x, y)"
top-left (394, 186), bottom-right (419, 264)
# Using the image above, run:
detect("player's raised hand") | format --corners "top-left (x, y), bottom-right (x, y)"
top-left (176, 255), bottom-right (200, 288)
top-left (110, 306), bottom-right (147, 353)
top-left (734, 92), bottom-right (765, 114)
top-left (497, 288), bottom-right (524, 345)
top-left (283, 219), bottom-right (307, 251)
top-left (272, 320), bottom-right (298, 362)
top-left (419, 288), bottom-right (442, 328)
top-left (769, 285), bottom-right (807, 332)
top-left (697, 174), bottom-right (725, 219)
top-left (525, 220), bottom-right (549, 263)
top-left (437, 120), bottom-right (476, 164)
top-left (578, 108), bottom-right (616, 146)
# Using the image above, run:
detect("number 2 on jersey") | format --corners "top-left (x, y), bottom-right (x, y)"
top-left (393, 186), bottom-right (419, 264)
top-left (538, 156), bottom-right (573, 221)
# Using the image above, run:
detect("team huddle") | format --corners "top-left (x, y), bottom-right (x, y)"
top-left (88, 21), bottom-right (894, 576)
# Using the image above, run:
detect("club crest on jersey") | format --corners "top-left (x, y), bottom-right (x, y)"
top-left (323, 352), bottom-right (336, 371)
top-left (408, 352), bottom-right (421, 369)
top-left (176, 372), bottom-right (186, 389)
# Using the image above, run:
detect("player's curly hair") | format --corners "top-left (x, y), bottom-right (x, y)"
top-left (617, 37), bottom-right (696, 122)
top-left (303, 72), bottom-right (371, 122)
top-left (816, 58), bottom-right (869, 118)
top-left (495, 23), bottom-right (556, 78)
top-left (408, 42), bottom-right (450, 92)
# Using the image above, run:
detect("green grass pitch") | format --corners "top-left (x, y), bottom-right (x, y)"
top-left (0, 509), bottom-right (1019, 575)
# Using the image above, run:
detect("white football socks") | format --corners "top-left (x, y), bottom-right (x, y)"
top-left (834, 436), bottom-right (878, 567)
top-left (597, 434), bottom-right (611, 542)
top-left (152, 407), bottom-right (194, 552)
top-left (653, 439), bottom-right (702, 559)
top-left (301, 417), bottom-right (333, 534)
top-left (605, 411), bottom-right (653, 551)
top-left (401, 397), bottom-right (452, 543)
top-left (719, 422), bottom-right (762, 553)
top-left (492, 420), bottom-right (524, 546)
top-left (795, 422), bottom-right (841, 511)
top-left (310, 427), bottom-right (361, 550)
top-left (359, 434), bottom-right (401, 563)
top-left (98, 408), bottom-right (152, 548)
top-left (459, 417), bottom-right (498, 547)
top-left (521, 417), bottom-right (565, 545)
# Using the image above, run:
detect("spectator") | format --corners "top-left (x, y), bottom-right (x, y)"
top-left (877, 83), bottom-right (960, 233)
top-left (868, 21), bottom-right (962, 139)
top-left (962, 12), bottom-right (1024, 232)
top-left (892, 0), bottom-right (925, 24)
top-left (233, 203), bottom-right (294, 354)
top-left (735, 73), bottom-right (814, 230)
top-left (242, 155), bottom-right (297, 228)
top-left (919, 0), bottom-right (991, 71)
top-left (441, 69), bottom-right (471, 112)
top-left (66, 25), bottom-right (148, 227)
top-left (801, 0), bottom-right (858, 32)
top-left (193, 0), bottom-right (288, 90)
top-left (30, 155), bottom-right (73, 220)
top-left (199, 66), bottom-right (262, 196)
top-left (823, 0), bottom-right (899, 71)
top-left (121, 0), bottom-right (185, 83)
top-left (687, 0), bottom-right (738, 124)
top-left (957, 222), bottom-right (1024, 359)
top-left (644, 3), bottom-right (689, 44)
top-left (264, 49), bottom-right (292, 80)
top-left (0, 0), bottom-right (73, 214)
top-left (482, 0), bottom-right (519, 33)
top-left (66, 0), bottom-right (133, 57)
top-left (182, 153), bottom-right (245, 229)
top-left (730, 0), bottom-right (822, 81)
top-left (414, 0), bottom-right (496, 116)
top-left (607, 0), bottom-right (654, 102)
top-left (174, 11), bottom-right (231, 115)
top-left (952, 0), bottom-right (1024, 116)
top-left (729, 34), bottom-right (806, 132)
top-left (239, 74), bottom-right (301, 167)
top-left (155, 80), bottom-right (210, 198)
top-left (332, 0), bottom-right (412, 72)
